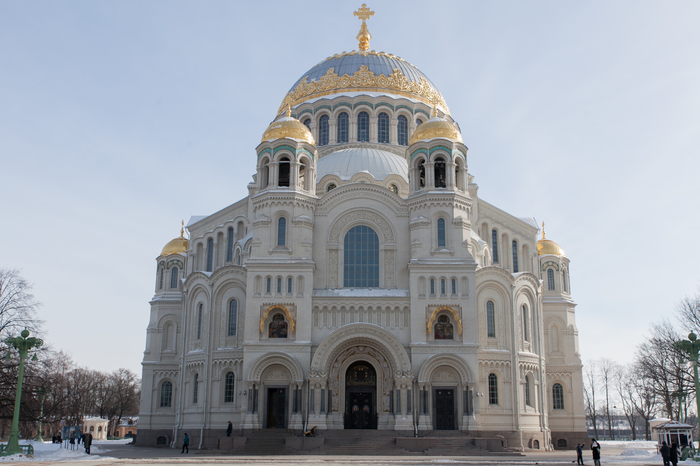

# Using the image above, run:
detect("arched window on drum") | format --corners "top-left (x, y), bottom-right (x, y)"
top-left (337, 112), bottom-right (349, 143)
top-left (269, 313), bottom-right (288, 338)
top-left (318, 114), bottom-right (329, 146)
top-left (434, 315), bottom-right (454, 340)
top-left (397, 115), bottom-right (408, 146)
top-left (357, 111), bottom-right (370, 142)
top-left (377, 112), bottom-right (389, 143)
top-left (343, 225), bottom-right (379, 288)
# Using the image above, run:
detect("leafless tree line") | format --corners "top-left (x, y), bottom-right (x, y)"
top-left (0, 268), bottom-right (140, 438)
top-left (584, 289), bottom-right (700, 440)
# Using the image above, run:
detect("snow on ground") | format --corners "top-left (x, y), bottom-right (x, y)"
top-left (0, 439), bottom-right (126, 462)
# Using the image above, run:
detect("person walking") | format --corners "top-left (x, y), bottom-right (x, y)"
top-left (670, 442), bottom-right (679, 466)
top-left (576, 443), bottom-right (585, 465)
top-left (181, 433), bottom-right (189, 454)
top-left (84, 432), bottom-right (93, 454)
top-left (660, 441), bottom-right (670, 466)
top-left (590, 438), bottom-right (601, 466)
top-left (226, 421), bottom-right (233, 437)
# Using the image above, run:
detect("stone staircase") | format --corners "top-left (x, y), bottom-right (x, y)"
top-left (310, 430), bottom-right (415, 456)
top-left (228, 430), bottom-right (296, 456)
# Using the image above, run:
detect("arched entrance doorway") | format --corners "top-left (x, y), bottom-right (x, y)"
top-left (344, 361), bottom-right (377, 429)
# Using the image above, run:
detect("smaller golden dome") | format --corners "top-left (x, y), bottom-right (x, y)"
top-left (261, 107), bottom-right (315, 146)
top-left (409, 107), bottom-right (463, 146)
top-left (161, 221), bottom-right (189, 256)
top-left (537, 222), bottom-right (566, 256)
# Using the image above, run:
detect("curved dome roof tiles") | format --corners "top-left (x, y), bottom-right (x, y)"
top-left (316, 147), bottom-right (408, 183)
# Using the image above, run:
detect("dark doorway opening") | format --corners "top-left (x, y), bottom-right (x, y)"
top-left (434, 388), bottom-right (456, 430)
top-left (345, 361), bottom-right (377, 429)
top-left (266, 387), bottom-right (286, 429)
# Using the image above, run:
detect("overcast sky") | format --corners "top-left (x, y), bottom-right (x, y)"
top-left (1, 1), bottom-right (699, 376)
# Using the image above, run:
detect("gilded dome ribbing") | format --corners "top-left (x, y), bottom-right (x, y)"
top-left (261, 110), bottom-right (315, 145)
top-left (408, 113), bottom-right (463, 146)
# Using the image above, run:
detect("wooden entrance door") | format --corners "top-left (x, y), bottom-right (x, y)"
top-left (266, 388), bottom-right (286, 429)
top-left (434, 388), bottom-right (455, 430)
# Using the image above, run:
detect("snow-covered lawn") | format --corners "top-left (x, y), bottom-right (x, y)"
top-left (0, 439), bottom-right (129, 462)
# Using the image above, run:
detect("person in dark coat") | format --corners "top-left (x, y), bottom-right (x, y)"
top-left (660, 441), bottom-right (670, 466)
top-left (83, 432), bottom-right (93, 454)
top-left (576, 443), bottom-right (585, 465)
top-left (181, 433), bottom-right (189, 454)
top-left (670, 442), bottom-right (679, 466)
top-left (590, 438), bottom-right (601, 466)
top-left (226, 421), bottom-right (233, 437)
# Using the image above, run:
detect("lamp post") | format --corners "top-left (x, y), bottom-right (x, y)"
top-left (1, 329), bottom-right (43, 456)
top-left (34, 386), bottom-right (47, 442)
top-left (674, 332), bottom-right (700, 446)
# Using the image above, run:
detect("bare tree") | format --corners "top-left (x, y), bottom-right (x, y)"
top-left (584, 360), bottom-right (600, 439)
top-left (677, 288), bottom-right (700, 332)
top-left (599, 358), bottom-right (620, 439)
top-left (0, 268), bottom-right (42, 339)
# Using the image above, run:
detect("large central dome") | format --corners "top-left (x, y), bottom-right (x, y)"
top-left (278, 51), bottom-right (449, 116)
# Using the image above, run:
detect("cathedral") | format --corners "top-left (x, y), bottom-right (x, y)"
top-left (137, 5), bottom-right (586, 452)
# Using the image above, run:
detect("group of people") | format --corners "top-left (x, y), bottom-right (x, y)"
top-left (56, 431), bottom-right (93, 454)
top-left (575, 439), bottom-right (601, 466)
top-left (576, 438), bottom-right (682, 466)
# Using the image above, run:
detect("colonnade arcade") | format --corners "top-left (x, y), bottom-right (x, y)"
top-left (243, 323), bottom-right (476, 432)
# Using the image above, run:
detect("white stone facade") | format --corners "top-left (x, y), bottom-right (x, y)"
top-left (137, 44), bottom-right (586, 452)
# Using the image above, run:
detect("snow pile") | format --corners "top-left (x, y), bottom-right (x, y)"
top-left (0, 440), bottom-right (116, 462)
top-left (619, 447), bottom-right (655, 457)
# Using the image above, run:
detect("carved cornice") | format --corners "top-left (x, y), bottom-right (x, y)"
top-left (317, 184), bottom-right (408, 216)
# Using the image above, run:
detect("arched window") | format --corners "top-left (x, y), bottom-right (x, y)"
top-left (430, 279), bottom-right (435, 295)
top-left (434, 315), bottom-right (454, 340)
top-left (236, 250), bottom-right (242, 265)
top-left (357, 111), bottom-right (369, 142)
top-left (193, 373), bottom-right (199, 404)
top-left (318, 114), bottom-right (329, 145)
top-left (227, 227), bottom-right (234, 262)
top-left (418, 159), bottom-right (426, 188)
top-left (224, 372), bottom-right (235, 403)
top-left (525, 375), bottom-right (532, 407)
top-left (563, 269), bottom-right (569, 293)
top-left (160, 381), bottom-right (172, 407)
top-left (547, 269), bottom-right (555, 290)
top-left (522, 305), bottom-right (530, 343)
top-left (487, 301), bottom-right (496, 338)
top-left (277, 277), bottom-right (282, 293)
top-left (299, 161), bottom-right (306, 190)
top-left (303, 118), bottom-right (311, 130)
top-left (512, 240), bottom-right (519, 273)
top-left (268, 313), bottom-right (288, 338)
top-left (440, 279), bottom-right (446, 295)
top-left (170, 267), bottom-right (179, 289)
top-left (416, 118), bottom-right (423, 126)
top-left (488, 373), bottom-right (498, 405)
top-left (451, 279), bottom-right (457, 295)
top-left (437, 218), bottom-right (446, 247)
top-left (553, 383), bottom-right (564, 409)
top-left (278, 157), bottom-right (290, 187)
top-left (378, 112), bottom-right (389, 143)
top-left (343, 225), bottom-right (379, 288)
top-left (337, 112), bottom-right (349, 143)
top-left (206, 238), bottom-right (214, 272)
top-left (158, 268), bottom-right (164, 290)
top-left (397, 115), bottom-right (408, 145)
top-left (557, 439), bottom-right (568, 448)
top-left (491, 230), bottom-right (499, 263)
top-left (390, 184), bottom-right (398, 194)
top-left (434, 157), bottom-right (446, 188)
top-left (228, 299), bottom-right (237, 336)
top-left (266, 277), bottom-right (271, 294)
top-left (277, 217), bottom-right (286, 247)
top-left (327, 183), bottom-right (336, 193)
top-left (287, 277), bottom-right (293, 294)
top-left (261, 159), bottom-right (270, 188)
top-left (196, 303), bottom-right (203, 340)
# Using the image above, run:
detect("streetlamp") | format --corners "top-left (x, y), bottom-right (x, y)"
top-left (34, 386), bottom-right (47, 442)
top-left (674, 332), bottom-right (700, 447)
top-left (0, 329), bottom-right (43, 456)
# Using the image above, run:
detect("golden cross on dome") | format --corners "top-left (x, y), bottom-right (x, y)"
top-left (354, 3), bottom-right (375, 52)
top-left (541, 221), bottom-right (546, 240)
top-left (181, 220), bottom-right (185, 238)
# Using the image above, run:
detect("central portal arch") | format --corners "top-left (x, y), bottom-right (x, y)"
top-left (345, 361), bottom-right (377, 429)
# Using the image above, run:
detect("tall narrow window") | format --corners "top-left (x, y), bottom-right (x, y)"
top-left (278, 157), bottom-right (290, 187)
top-left (512, 240), bottom-right (519, 273)
top-left (437, 218), bottom-right (446, 247)
top-left (343, 225), bottom-right (379, 287)
top-left (491, 230), bottom-right (499, 263)
top-left (418, 160), bottom-right (426, 188)
top-left (196, 303), bottom-right (203, 340)
top-left (553, 383), bottom-right (564, 409)
top-left (277, 277), bottom-right (282, 294)
top-left (440, 279), bottom-right (446, 295)
top-left (547, 269), bottom-right (555, 290)
top-left (266, 277), bottom-right (271, 294)
top-left (160, 381), bottom-right (172, 407)
top-left (522, 305), bottom-right (529, 343)
top-left (525, 375), bottom-right (531, 407)
top-left (397, 115), bottom-right (408, 145)
top-left (227, 227), bottom-right (234, 262)
top-left (158, 268), bottom-right (164, 290)
top-left (303, 118), bottom-right (311, 130)
top-left (337, 112), bottom-right (349, 143)
top-left (224, 372), bottom-right (235, 403)
top-left (357, 111), bottom-right (369, 142)
top-left (563, 269), bottom-right (568, 293)
top-left (170, 267), bottom-right (179, 289)
top-left (287, 277), bottom-right (293, 294)
top-left (318, 115), bottom-right (329, 145)
top-left (430, 279), bottom-right (435, 295)
top-left (378, 112), bottom-right (389, 143)
top-left (416, 118), bottom-right (423, 126)
top-left (299, 162), bottom-right (306, 190)
top-left (228, 299), bottom-right (237, 336)
top-left (488, 373), bottom-right (498, 405)
top-left (434, 157), bottom-right (446, 188)
top-left (451, 279), bottom-right (457, 295)
top-left (206, 238), bottom-right (213, 272)
top-left (277, 217), bottom-right (286, 246)
top-left (487, 301), bottom-right (496, 337)
top-left (193, 374), bottom-right (199, 404)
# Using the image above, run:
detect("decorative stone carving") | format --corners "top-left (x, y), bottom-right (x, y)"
top-left (329, 210), bottom-right (395, 243)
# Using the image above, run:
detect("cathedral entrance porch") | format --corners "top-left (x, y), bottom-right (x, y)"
top-left (434, 388), bottom-right (456, 430)
top-left (344, 362), bottom-right (377, 429)
top-left (266, 387), bottom-right (287, 429)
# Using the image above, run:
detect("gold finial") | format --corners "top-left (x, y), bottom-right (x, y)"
top-left (181, 220), bottom-right (185, 238)
top-left (541, 221), bottom-right (546, 240)
top-left (354, 3), bottom-right (375, 52)
top-left (286, 104), bottom-right (291, 118)
top-left (432, 103), bottom-right (438, 118)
